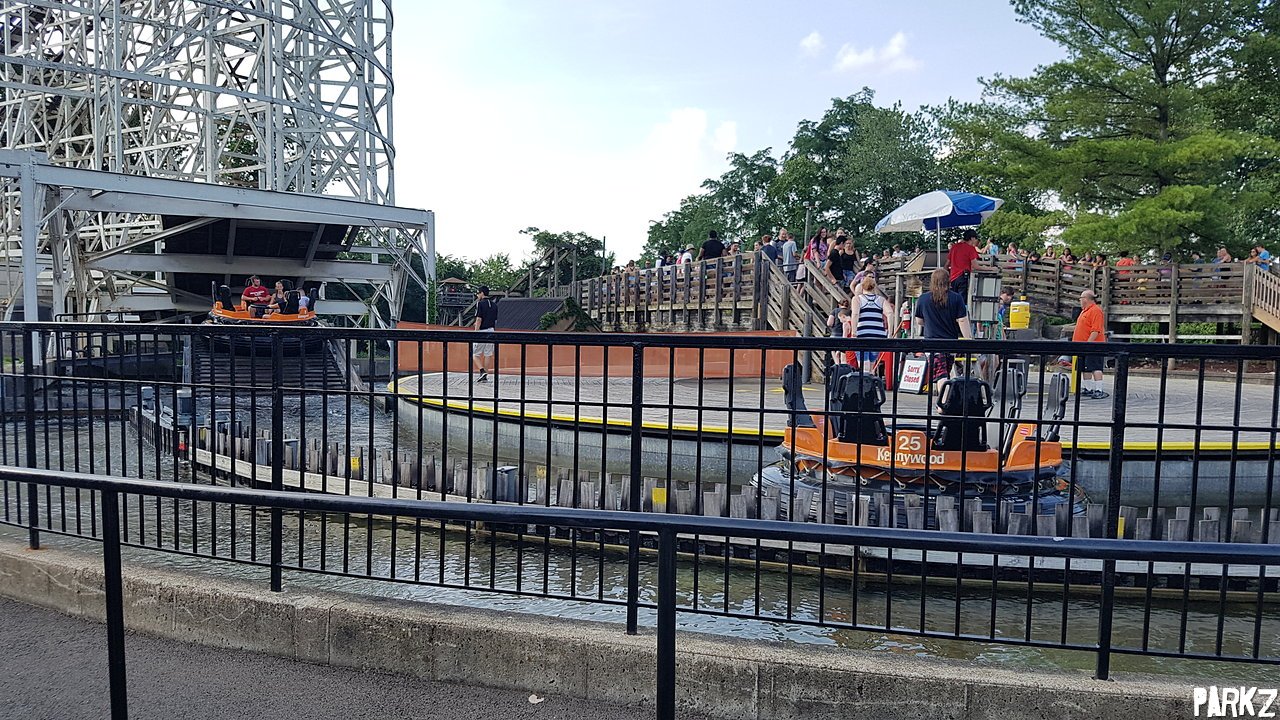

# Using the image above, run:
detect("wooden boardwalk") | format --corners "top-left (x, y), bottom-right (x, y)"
top-left (572, 250), bottom-right (1280, 345)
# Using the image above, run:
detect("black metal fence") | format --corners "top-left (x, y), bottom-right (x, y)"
top-left (0, 321), bottom-right (1277, 701)
top-left (6, 466), bottom-right (1280, 720)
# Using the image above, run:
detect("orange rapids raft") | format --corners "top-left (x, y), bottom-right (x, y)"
top-left (754, 362), bottom-right (1086, 526)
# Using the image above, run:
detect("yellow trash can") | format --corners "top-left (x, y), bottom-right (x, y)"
top-left (1009, 301), bottom-right (1030, 329)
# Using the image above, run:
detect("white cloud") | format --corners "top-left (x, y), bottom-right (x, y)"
top-left (711, 121), bottom-right (737, 156)
top-left (833, 32), bottom-right (920, 74)
top-left (799, 31), bottom-right (824, 57)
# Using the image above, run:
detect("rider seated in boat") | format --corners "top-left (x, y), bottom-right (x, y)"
top-left (263, 279), bottom-right (294, 316)
top-left (241, 275), bottom-right (271, 309)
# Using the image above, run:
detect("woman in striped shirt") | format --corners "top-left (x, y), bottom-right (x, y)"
top-left (844, 275), bottom-right (894, 373)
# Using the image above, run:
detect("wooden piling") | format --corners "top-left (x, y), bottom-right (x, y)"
top-left (906, 507), bottom-right (925, 530)
top-left (1204, 507), bottom-right (1224, 541)
top-left (938, 509), bottom-right (959, 533)
top-left (1087, 503), bottom-right (1104, 538)
top-left (674, 489), bottom-right (694, 515)
top-left (1232, 520), bottom-right (1255, 543)
top-left (1118, 506), bottom-right (1138, 539)
top-left (971, 510), bottom-right (993, 534)
top-left (760, 494), bottom-right (779, 521)
top-left (642, 478), bottom-right (659, 512)
top-left (1007, 513), bottom-right (1029, 536)
top-left (1071, 515), bottom-right (1090, 539)
top-left (1035, 514), bottom-right (1056, 537)
top-left (1197, 518), bottom-right (1221, 543)
top-left (1133, 517), bottom-right (1153, 541)
top-left (855, 496), bottom-right (871, 527)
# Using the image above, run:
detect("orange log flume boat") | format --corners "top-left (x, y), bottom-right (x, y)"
top-left (206, 283), bottom-right (319, 328)
top-left (204, 283), bottom-right (322, 353)
top-left (752, 363), bottom-right (1087, 528)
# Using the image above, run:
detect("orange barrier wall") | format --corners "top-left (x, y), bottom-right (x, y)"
top-left (394, 323), bottom-right (798, 380)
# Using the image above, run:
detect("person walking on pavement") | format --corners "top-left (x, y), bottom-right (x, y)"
top-left (472, 285), bottom-right (499, 383)
top-left (1072, 289), bottom-right (1109, 399)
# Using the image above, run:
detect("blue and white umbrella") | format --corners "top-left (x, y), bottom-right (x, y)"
top-left (875, 190), bottom-right (1004, 265)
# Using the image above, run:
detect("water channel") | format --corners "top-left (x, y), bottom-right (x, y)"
top-left (2, 409), bottom-right (1277, 682)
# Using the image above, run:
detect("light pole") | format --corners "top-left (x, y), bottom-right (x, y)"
top-left (803, 200), bottom-right (818, 245)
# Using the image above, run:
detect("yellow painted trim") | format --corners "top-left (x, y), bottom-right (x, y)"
top-left (400, 394), bottom-right (786, 439)
top-left (1064, 440), bottom-right (1280, 452)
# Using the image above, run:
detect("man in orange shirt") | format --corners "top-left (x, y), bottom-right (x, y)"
top-left (1072, 289), bottom-right (1108, 399)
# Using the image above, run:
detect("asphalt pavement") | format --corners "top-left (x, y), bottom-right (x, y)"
top-left (0, 597), bottom-right (694, 720)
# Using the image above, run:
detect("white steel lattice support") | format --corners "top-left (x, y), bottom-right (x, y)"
top-left (0, 1), bottom-right (426, 325)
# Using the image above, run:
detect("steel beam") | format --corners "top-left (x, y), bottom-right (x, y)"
top-left (20, 155), bottom-right (40, 321)
top-left (0, 152), bottom-right (429, 229)
top-left (88, 253), bottom-right (393, 282)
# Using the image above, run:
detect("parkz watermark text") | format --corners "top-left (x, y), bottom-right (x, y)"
top-left (1194, 687), bottom-right (1279, 717)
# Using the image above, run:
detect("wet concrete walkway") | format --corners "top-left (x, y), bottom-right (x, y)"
top-left (0, 597), bottom-right (697, 720)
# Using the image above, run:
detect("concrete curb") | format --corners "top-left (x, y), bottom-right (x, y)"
top-left (0, 539), bottom-right (1196, 719)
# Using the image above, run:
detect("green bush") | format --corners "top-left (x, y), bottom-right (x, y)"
top-left (1128, 321), bottom-right (1222, 344)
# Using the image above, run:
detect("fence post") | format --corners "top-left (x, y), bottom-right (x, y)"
top-left (22, 329), bottom-right (39, 549)
top-left (1095, 351), bottom-right (1129, 680)
top-left (752, 252), bottom-right (766, 329)
top-left (269, 331), bottom-right (284, 592)
top-left (101, 488), bottom-right (130, 720)
top-left (1053, 259), bottom-right (1063, 314)
top-left (656, 527), bottom-right (677, 720)
top-left (1169, 265), bottom-right (1181, 353)
top-left (1242, 264), bottom-right (1255, 344)
top-left (626, 341), bottom-right (644, 634)
top-left (801, 313), bottom-right (814, 381)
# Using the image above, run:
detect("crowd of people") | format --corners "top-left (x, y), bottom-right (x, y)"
top-left (595, 228), bottom-right (1280, 403)
top-left (629, 225), bottom-right (1275, 291)
top-left (638, 227), bottom-right (915, 290)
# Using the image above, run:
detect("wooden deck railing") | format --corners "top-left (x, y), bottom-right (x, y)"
top-left (572, 253), bottom-right (760, 323)
top-left (906, 256), bottom-right (1250, 319)
top-left (571, 249), bottom-right (1276, 344)
top-left (1249, 264), bottom-right (1280, 333)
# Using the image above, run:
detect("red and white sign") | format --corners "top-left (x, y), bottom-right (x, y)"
top-left (899, 358), bottom-right (928, 394)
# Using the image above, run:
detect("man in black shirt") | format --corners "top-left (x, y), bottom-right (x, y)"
top-left (826, 238), bottom-right (856, 288)
top-left (698, 230), bottom-right (724, 261)
top-left (472, 285), bottom-right (499, 382)
top-left (760, 234), bottom-right (779, 264)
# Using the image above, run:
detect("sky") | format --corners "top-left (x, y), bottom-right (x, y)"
top-left (391, 1), bottom-right (1065, 266)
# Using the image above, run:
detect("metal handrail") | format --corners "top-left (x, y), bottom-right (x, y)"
top-left (4, 464), bottom-right (1279, 720)
top-left (6, 319), bottom-right (1280, 360)
top-left (6, 466), bottom-right (1277, 563)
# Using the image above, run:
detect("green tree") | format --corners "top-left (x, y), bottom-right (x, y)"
top-left (703, 149), bottom-right (779, 241)
top-left (944, 0), bottom-right (1277, 256)
top-left (770, 89), bottom-right (943, 249)
top-left (434, 253), bottom-right (470, 283)
top-left (519, 227), bottom-right (613, 286)
top-left (640, 194), bottom-right (727, 264)
top-left (468, 253), bottom-right (524, 291)
top-left (640, 90), bottom-right (941, 262)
